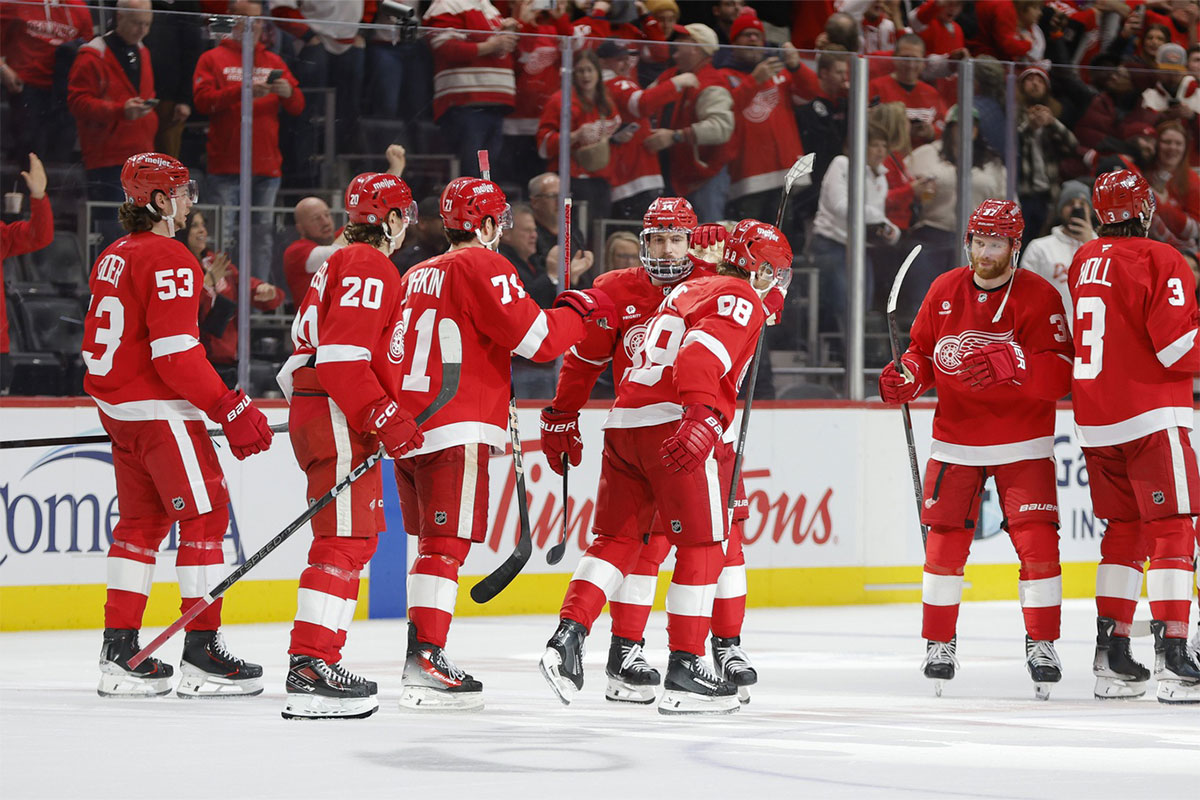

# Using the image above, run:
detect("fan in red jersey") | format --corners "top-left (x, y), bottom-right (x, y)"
top-left (540, 218), bottom-right (791, 716)
top-left (83, 152), bottom-right (274, 700)
top-left (1068, 169), bottom-right (1200, 704)
top-left (879, 198), bottom-right (1074, 700)
top-left (391, 176), bottom-right (615, 711)
top-left (275, 172), bottom-right (423, 720)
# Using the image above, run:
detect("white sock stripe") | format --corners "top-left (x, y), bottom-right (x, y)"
top-left (714, 564), bottom-right (747, 599)
top-left (167, 420), bottom-right (212, 515)
top-left (407, 573), bottom-right (460, 614)
top-left (295, 587), bottom-right (349, 632)
top-left (1018, 575), bottom-right (1062, 609)
top-left (705, 456), bottom-right (723, 542)
top-left (107, 555), bottom-right (154, 596)
top-left (458, 444), bottom-right (478, 540)
top-left (611, 573), bottom-right (657, 606)
top-left (665, 581), bottom-right (717, 618)
top-left (176, 563), bottom-right (222, 598)
top-left (1096, 564), bottom-right (1143, 600)
top-left (1166, 427), bottom-right (1191, 513)
top-left (571, 555), bottom-right (625, 599)
top-left (337, 597), bottom-right (359, 632)
top-left (328, 400), bottom-right (353, 537)
top-left (1147, 567), bottom-right (1195, 602)
top-left (922, 572), bottom-right (964, 607)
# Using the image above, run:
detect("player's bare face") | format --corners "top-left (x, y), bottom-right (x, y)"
top-left (647, 231), bottom-right (688, 261)
top-left (969, 234), bottom-right (1012, 281)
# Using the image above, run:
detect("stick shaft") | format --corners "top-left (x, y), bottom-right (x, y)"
top-left (1, 422), bottom-right (288, 451)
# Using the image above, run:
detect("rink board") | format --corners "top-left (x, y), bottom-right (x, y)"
top-left (1, 400), bottom-right (1192, 630)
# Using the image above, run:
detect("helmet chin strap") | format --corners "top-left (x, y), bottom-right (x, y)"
top-left (477, 224), bottom-right (502, 251)
top-left (383, 219), bottom-right (407, 254)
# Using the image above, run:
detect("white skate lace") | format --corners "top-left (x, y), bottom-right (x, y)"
top-left (430, 649), bottom-right (467, 681)
top-left (922, 641), bottom-right (959, 670)
top-left (691, 655), bottom-right (724, 684)
top-left (209, 632), bottom-right (244, 666)
top-left (719, 643), bottom-right (754, 671)
top-left (330, 661), bottom-right (369, 685)
top-left (1025, 640), bottom-right (1061, 670)
top-left (620, 642), bottom-right (649, 673)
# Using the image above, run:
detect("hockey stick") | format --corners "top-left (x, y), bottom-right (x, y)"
top-left (471, 149), bottom-right (536, 602)
top-left (885, 244), bottom-right (928, 546)
top-left (128, 322), bottom-right (463, 669)
top-left (726, 153), bottom-right (814, 525)
top-left (0, 422), bottom-right (289, 450)
top-left (547, 197), bottom-right (572, 566)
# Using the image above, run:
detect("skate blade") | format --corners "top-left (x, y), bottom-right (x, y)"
top-left (657, 689), bottom-right (740, 716)
top-left (97, 662), bottom-right (172, 698)
top-left (1155, 679), bottom-right (1200, 704)
top-left (1033, 682), bottom-right (1054, 701)
top-left (930, 679), bottom-right (947, 698)
top-left (177, 666), bottom-right (263, 698)
top-left (281, 693), bottom-right (379, 720)
top-left (539, 650), bottom-right (579, 706)
top-left (1093, 675), bottom-right (1147, 699)
top-left (398, 684), bottom-right (484, 712)
top-left (604, 676), bottom-right (657, 704)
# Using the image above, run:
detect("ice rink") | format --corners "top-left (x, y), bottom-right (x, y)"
top-left (3, 598), bottom-right (1197, 799)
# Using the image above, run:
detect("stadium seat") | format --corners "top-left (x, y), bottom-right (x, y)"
top-left (15, 295), bottom-right (86, 355)
top-left (24, 230), bottom-right (87, 288)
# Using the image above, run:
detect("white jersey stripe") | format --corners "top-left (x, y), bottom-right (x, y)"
top-left (705, 455), bottom-right (724, 541)
top-left (168, 420), bottom-right (213, 515)
top-left (107, 555), bottom-right (154, 597)
top-left (457, 445), bottom-right (479, 539)
top-left (715, 563), bottom-right (748, 599)
top-left (1166, 427), bottom-right (1191, 513)
top-left (1018, 575), bottom-right (1062, 609)
top-left (571, 555), bottom-right (624, 600)
top-left (407, 573), bottom-right (460, 614)
top-left (1155, 328), bottom-right (1197, 369)
top-left (682, 330), bottom-right (733, 377)
top-left (1096, 564), bottom-right (1143, 601)
top-left (176, 563), bottom-right (221, 599)
top-left (665, 581), bottom-right (717, 618)
top-left (922, 572), bottom-right (964, 607)
top-left (1147, 567), bottom-right (1194, 603)
top-left (329, 400), bottom-right (353, 537)
top-left (316, 344), bottom-right (371, 364)
top-left (513, 311), bottom-right (550, 359)
top-left (150, 334), bottom-right (200, 359)
top-left (611, 573), bottom-right (657, 606)
top-left (295, 587), bottom-right (347, 632)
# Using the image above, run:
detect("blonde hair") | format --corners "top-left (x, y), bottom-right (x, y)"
top-left (869, 101), bottom-right (911, 155)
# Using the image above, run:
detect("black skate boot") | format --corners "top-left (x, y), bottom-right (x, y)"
top-left (282, 654), bottom-right (378, 720)
top-left (177, 630), bottom-right (264, 698)
top-left (711, 635), bottom-right (758, 705)
top-left (658, 650), bottom-right (739, 715)
top-left (400, 630), bottom-right (484, 712)
top-left (540, 618), bottom-right (587, 705)
top-left (97, 628), bottom-right (174, 698)
top-left (1025, 636), bottom-right (1062, 701)
top-left (605, 636), bottom-right (660, 704)
top-left (1093, 616), bottom-right (1150, 699)
top-left (921, 637), bottom-right (958, 697)
top-left (1151, 620), bottom-right (1200, 704)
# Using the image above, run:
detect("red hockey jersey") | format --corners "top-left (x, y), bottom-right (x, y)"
top-left (0, 0), bottom-right (93, 89)
top-left (395, 245), bottom-right (586, 455)
top-left (1068, 237), bottom-right (1199, 447)
top-left (903, 267), bottom-right (1073, 465)
top-left (726, 70), bottom-right (805, 201)
top-left (606, 274), bottom-right (765, 431)
top-left (606, 75), bottom-right (680, 202)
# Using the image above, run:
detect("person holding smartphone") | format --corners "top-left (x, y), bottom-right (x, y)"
top-left (1021, 180), bottom-right (1096, 323)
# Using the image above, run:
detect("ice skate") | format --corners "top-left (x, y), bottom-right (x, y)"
top-left (1024, 636), bottom-right (1062, 700)
top-left (1093, 616), bottom-right (1149, 699)
top-left (540, 618), bottom-right (587, 705)
top-left (177, 630), bottom-right (263, 698)
top-left (97, 628), bottom-right (174, 698)
top-left (1151, 621), bottom-right (1200, 704)
top-left (400, 628), bottom-right (483, 711)
top-left (921, 638), bottom-right (958, 697)
top-left (282, 654), bottom-right (378, 720)
top-left (711, 635), bottom-right (757, 705)
top-left (658, 650), bottom-right (739, 716)
top-left (605, 635), bottom-right (659, 704)
top-left (1189, 620), bottom-right (1199, 664)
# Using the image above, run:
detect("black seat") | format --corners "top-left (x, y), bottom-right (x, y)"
top-left (7, 351), bottom-right (67, 395)
top-left (16, 295), bottom-right (86, 355)
top-left (25, 230), bottom-right (87, 288)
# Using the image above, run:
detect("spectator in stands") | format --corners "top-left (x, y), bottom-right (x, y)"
top-left (602, 229), bottom-right (640, 274)
top-left (394, 196), bottom-right (447, 272)
top-left (971, 0), bottom-right (1046, 63)
top-left (143, 0), bottom-right (202, 159)
top-left (1146, 119), bottom-right (1200, 248)
top-left (646, 24), bottom-right (737, 222)
top-left (1189, 43), bottom-right (1200, 80)
top-left (1138, 43), bottom-right (1200, 129)
top-left (528, 171), bottom-right (584, 269)
top-left (545, 242), bottom-right (595, 289)
top-left (364, 0), bottom-right (433, 146)
top-left (1073, 55), bottom-right (1140, 172)
top-left (1021, 179), bottom-right (1095, 321)
top-left (283, 196), bottom-right (341, 305)
top-left (873, 101), bottom-right (929, 234)
top-left (970, 55), bottom-right (1009, 157)
top-left (816, 11), bottom-right (861, 53)
top-left (193, 1), bottom-right (304, 281)
top-left (0, 153), bottom-right (51, 392)
top-left (180, 209), bottom-right (283, 387)
top-left (500, 203), bottom-right (554, 309)
top-left (869, 34), bottom-right (947, 150)
top-left (847, 0), bottom-right (900, 54)
top-left (910, 0), bottom-right (968, 65)
top-left (1016, 64), bottom-right (1080, 245)
top-left (637, 0), bottom-right (681, 87)
top-left (424, 0), bottom-right (518, 179)
top-left (791, 49), bottom-right (851, 228)
top-left (67, 0), bottom-right (158, 207)
top-left (1148, 0), bottom-right (1200, 50)
top-left (0, 0), bottom-right (92, 163)
top-left (711, 0), bottom-right (745, 45)
top-left (1107, 15), bottom-right (1173, 93)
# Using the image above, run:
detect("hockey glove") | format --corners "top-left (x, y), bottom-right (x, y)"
top-left (959, 341), bottom-right (1027, 391)
top-left (362, 398), bottom-right (423, 458)
top-left (554, 287), bottom-right (618, 330)
top-left (660, 405), bottom-right (723, 474)
top-left (878, 357), bottom-right (923, 405)
top-left (540, 407), bottom-right (582, 476)
top-left (208, 389), bottom-right (273, 460)
top-left (763, 286), bottom-right (785, 325)
top-left (691, 223), bottom-right (728, 249)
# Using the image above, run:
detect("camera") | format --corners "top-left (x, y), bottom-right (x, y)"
top-left (207, 15), bottom-right (236, 36)
top-left (378, 0), bottom-right (420, 42)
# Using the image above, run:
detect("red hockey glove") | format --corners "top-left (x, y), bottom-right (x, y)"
top-left (660, 405), bottom-right (723, 473)
top-left (878, 357), bottom-right (923, 405)
top-left (959, 341), bottom-right (1027, 391)
top-left (691, 223), bottom-right (728, 249)
top-left (207, 389), bottom-right (273, 460)
top-left (540, 406), bottom-right (582, 476)
top-left (763, 286), bottom-right (785, 325)
top-left (554, 287), bottom-right (618, 329)
top-left (362, 398), bottom-right (423, 458)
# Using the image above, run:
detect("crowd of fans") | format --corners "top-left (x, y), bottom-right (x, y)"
top-left (1, 0), bottom-right (1199, 397)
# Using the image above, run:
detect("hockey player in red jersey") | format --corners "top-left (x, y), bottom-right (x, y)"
top-left (276, 172), bottom-right (425, 720)
top-left (392, 176), bottom-right (616, 711)
top-left (1068, 170), bottom-right (1200, 704)
top-left (83, 153), bottom-right (274, 699)
top-left (879, 199), bottom-right (1073, 699)
top-left (540, 219), bottom-right (791, 716)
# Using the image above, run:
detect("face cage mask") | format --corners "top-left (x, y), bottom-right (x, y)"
top-left (476, 203), bottom-right (513, 251)
top-left (754, 262), bottom-right (793, 297)
top-left (639, 227), bottom-right (693, 282)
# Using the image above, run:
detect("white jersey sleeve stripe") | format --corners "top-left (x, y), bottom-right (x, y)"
top-left (1156, 328), bottom-right (1197, 369)
top-left (568, 345), bottom-right (611, 366)
top-left (513, 310), bottom-right (550, 359)
top-left (315, 344), bottom-right (371, 364)
top-left (168, 420), bottom-right (213, 515)
top-left (681, 330), bottom-right (732, 377)
top-left (150, 334), bottom-right (200, 359)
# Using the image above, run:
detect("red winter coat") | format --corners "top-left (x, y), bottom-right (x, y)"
top-left (0, 195), bottom-right (54, 353)
top-left (0, 0), bottom-right (93, 88)
top-left (67, 36), bottom-right (158, 170)
top-left (606, 74), bottom-right (681, 202)
top-left (725, 68), bottom-right (806, 201)
top-left (969, 0), bottom-right (1034, 61)
top-left (536, 90), bottom-right (622, 181)
top-left (424, 0), bottom-right (515, 121)
top-left (660, 62), bottom-right (738, 197)
top-left (505, 14), bottom-right (574, 136)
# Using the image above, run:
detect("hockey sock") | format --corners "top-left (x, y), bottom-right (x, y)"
top-left (921, 527), bottom-right (972, 642)
top-left (177, 509), bottom-right (229, 631)
top-left (104, 516), bottom-right (170, 630)
top-left (609, 534), bottom-right (670, 641)
top-left (1096, 519), bottom-right (1145, 634)
top-left (666, 542), bottom-right (724, 656)
top-left (561, 533), bottom-right (644, 632)
top-left (711, 524), bottom-right (747, 639)
top-left (291, 535), bottom-right (377, 663)
top-left (408, 536), bottom-right (471, 648)
top-left (1011, 522), bottom-right (1062, 640)
top-left (1144, 517), bottom-right (1196, 638)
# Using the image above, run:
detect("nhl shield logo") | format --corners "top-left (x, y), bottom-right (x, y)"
top-left (434, 511), bottom-right (448, 525)
top-left (1152, 490), bottom-right (1165, 505)
top-left (670, 520), bottom-right (682, 534)
top-left (172, 497), bottom-right (185, 511)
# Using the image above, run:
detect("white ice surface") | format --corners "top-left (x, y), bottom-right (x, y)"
top-left (2, 598), bottom-right (1198, 800)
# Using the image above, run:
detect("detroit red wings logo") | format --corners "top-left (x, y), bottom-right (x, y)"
top-left (623, 323), bottom-right (649, 366)
top-left (519, 45), bottom-right (557, 75)
top-left (933, 329), bottom-right (1012, 374)
top-left (388, 319), bottom-right (405, 365)
top-left (744, 86), bottom-right (781, 124)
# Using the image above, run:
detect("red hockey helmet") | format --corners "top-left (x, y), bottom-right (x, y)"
top-left (345, 172), bottom-right (416, 226)
top-left (1092, 169), bottom-right (1155, 225)
top-left (725, 219), bottom-right (793, 292)
top-left (967, 198), bottom-right (1024, 242)
top-left (640, 197), bottom-right (698, 281)
top-left (439, 177), bottom-right (512, 233)
top-left (121, 152), bottom-right (195, 209)
top-left (642, 196), bottom-right (698, 232)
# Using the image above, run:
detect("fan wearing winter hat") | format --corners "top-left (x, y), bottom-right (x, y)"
top-left (1140, 42), bottom-right (1200, 119)
top-left (1021, 179), bottom-right (1096, 321)
top-left (1016, 62), bottom-right (1079, 247)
